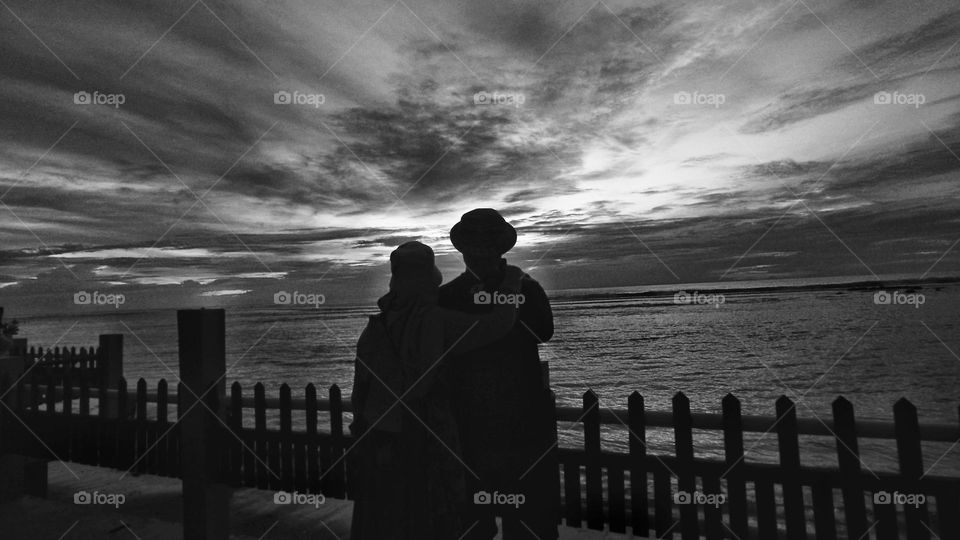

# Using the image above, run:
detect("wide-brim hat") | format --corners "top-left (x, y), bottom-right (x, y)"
top-left (450, 208), bottom-right (517, 255)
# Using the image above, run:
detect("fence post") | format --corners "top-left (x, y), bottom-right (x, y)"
top-left (893, 398), bottom-right (930, 540)
top-left (776, 396), bottom-right (807, 540)
top-left (673, 392), bottom-right (699, 540)
top-left (177, 309), bottom-right (229, 540)
top-left (832, 397), bottom-right (868, 539)
top-left (279, 384), bottom-right (293, 492)
top-left (98, 334), bottom-right (123, 419)
top-left (305, 383), bottom-right (320, 495)
top-left (628, 392), bottom-right (649, 536)
top-left (583, 389), bottom-right (603, 530)
top-left (721, 394), bottom-right (749, 539)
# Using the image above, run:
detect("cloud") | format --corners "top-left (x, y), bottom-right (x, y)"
top-left (1, 0), bottom-right (960, 302)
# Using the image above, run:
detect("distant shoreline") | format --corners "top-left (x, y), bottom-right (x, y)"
top-left (548, 275), bottom-right (960, 303)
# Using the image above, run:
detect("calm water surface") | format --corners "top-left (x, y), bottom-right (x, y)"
top-left (14, 283), bottom-right (960, 474)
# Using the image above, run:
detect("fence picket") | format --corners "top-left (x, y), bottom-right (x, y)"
top-left (832, 397), bottom-right (868, 539)
top-left (583, 389), bottom-right (603, 530)
top-left (136, 378), bottom-right (148, 475)
top-left (721, 393), bottom-right (749, 539)
top-left (653, 465), bottom-right (673, 537)
top-left (280, 383), bottom-right (294, 492)
top-left (157, 379), bottom-right (169, 476)
top-left (294, 385), bottom-right (307, 494)
top-left (628, 391), bottom-right (649, 535)
top-left (673, 392), bottom-right (699, 540)
top-left (701, 473), bottom-right (723, 540)
top-left (776, 396), bottom-right (807, 540)
top-left (254, 382), bottom-right (268, 489)
top-left (305, 383), bottom-right (320, 495)
top-left (894, 398), bottom-right (930, 540)
top-left (811, 480), bottom-right (837, 540)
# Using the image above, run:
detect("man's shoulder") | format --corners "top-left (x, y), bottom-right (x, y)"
top-left (520, 273), bottom-right (549, 294)
top-left (438, 272), bottom-right (473, 293)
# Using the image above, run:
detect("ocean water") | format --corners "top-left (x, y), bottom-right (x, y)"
top-left (10, 281), bottom-right (960, 475)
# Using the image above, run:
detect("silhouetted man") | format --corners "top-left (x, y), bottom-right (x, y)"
top-left (438, 208), bottom-right (559, 540)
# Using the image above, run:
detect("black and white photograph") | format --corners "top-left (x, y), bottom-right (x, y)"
top-left (0, 0), bottom-right (959, 538)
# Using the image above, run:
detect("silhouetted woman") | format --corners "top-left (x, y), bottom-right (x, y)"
top-left (350, 241), bottom-right (523, 539)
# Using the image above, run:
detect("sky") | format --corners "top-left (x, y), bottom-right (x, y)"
top-left (1, 0), bottom-right (959, 311)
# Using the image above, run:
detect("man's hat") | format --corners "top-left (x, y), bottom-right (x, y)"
top-left (450, 208), bottom-right (517, 255)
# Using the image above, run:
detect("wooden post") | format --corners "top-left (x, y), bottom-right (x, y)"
top-left (98, 334), bottom-right (123, 419)
top-left (628, 392), bottom-right (649, 536)
top-left (832, 397), bottom-right (868, 539)
top-left (893, 398), bottom-right (930, 540)
top-left (177, 309), bottom-right (229, 540)
top-left (305, 383), bottom-right (320, 495)
top-left (254, 383), bottom-right (268, 490)
top-left (776, 396), bottom-right (807, 540)
top-left (293, 385), bottom-right (306, 494)
top-left (279, 384), bottom-right (293, 492)
top-left (583, 390), bottom-right (603, 530)
top-left (673, 392), bottom-right (699, 540)
top-left (721, 394), bottom-right (749, 539)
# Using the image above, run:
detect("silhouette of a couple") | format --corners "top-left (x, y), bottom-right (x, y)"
top-left (350, 208), bottom-right (559, 539)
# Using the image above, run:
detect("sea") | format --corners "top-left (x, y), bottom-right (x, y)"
top-left (8, 277), bottom-right (960, 475)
